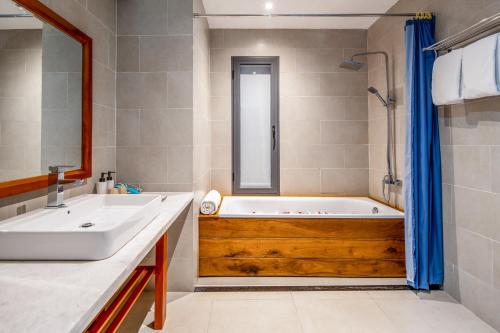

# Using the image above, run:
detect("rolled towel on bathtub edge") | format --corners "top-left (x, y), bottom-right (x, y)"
top-left (200, 190), bottom-right (222, 215)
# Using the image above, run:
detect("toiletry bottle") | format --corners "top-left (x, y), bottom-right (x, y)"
top-left (97, 173), bottom-right (107, 194)
top-left (106, 171), bottom-right (116, 192)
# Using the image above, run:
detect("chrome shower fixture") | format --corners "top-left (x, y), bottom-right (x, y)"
top-left (339, 59), bottom-right (364, 71)
top-left (368, 86), bottom-right (389, 107)
top-left (339, 51), bottom-right (401, 202)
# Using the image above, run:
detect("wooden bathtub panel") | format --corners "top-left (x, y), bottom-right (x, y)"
top-left (199, 258), bottom-right (406, 277)
top-left (199, 238), bottom-right (405, 260)
top-left (199, 217), bottom-right (405, 240)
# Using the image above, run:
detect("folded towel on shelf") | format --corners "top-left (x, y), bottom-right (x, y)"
top-left (462, 33), bottom-right (500, 99)
top-left (432, 49), bottom-right (463, 105)
top-left (200, 190), bottom-right (222, 215)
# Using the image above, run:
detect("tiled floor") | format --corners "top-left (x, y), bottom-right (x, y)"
top-left (119, 290), bottom-right (498, 333)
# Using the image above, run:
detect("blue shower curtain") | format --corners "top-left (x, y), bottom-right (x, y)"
top-left (404, 17), bottom-right (444, 290)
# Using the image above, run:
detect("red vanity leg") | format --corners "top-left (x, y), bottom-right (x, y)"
top-left (154, 233), bottom-right (167, 330)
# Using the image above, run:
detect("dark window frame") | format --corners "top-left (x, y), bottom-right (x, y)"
top-left (231, 56), bottom-right (280, 195)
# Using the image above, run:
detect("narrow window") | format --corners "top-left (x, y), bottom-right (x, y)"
top-left (232, 57), bottom-right (279, 195)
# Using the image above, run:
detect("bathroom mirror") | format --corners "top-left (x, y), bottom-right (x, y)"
top-left (0, 0), bottom-right (92, 198)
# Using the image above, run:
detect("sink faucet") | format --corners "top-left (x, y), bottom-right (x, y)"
top-left (46, 165), bottom-right (77, 208)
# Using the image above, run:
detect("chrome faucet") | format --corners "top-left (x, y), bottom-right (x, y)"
top-left (46, 165), bottom-right (76, 208)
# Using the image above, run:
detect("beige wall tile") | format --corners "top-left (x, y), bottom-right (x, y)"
top-left (494, 242), bottom-right (500, 290)
top-left (491, 147), bottom-right (500, 194)
top-left (320, 73), bottom-right (368, 97)
top-left (346, 144), bottom-right (369, 168)
top-left (453, 187), bottom-right (500, 242)
top-left (140, 36), bottom-right (192, 72)
top-left (281, 169), bottom-right (321, 194)
top-left (321, 169), bottom-right (369, 194)
top-left (116, 109), bottom-right (140, 146)
top-left (320, 145), bottom-right (346, 168)
top-left (281, 73), bottom-right (321, 96)
top-left (167, 71), bottom-right (193, 108)
top-left (116, 72), bottom-right (167, 109)
top-left (87, 0), bottom-right (116, 32)
top-left (167, 146), bottom-right (193, 184)
top-left (210, 96), bottom-right (230, 121)
top-left (451, 146), bottom-right (491, 191)
top-left (211, 169), bottom-right (231, 194)
top-left (117, 0), bottom-right (167, 35)
top-left (166, 0), bottom-right (193, 35)
top-left (295, 48), bottom-right (343, 73)
top-left (321, 121), bottom-right (368, 144)
top-left (457, 228), bottom-right (493, 284)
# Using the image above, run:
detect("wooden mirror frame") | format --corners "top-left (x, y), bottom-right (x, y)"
top-left (0, 0), bottom-right (92, 199)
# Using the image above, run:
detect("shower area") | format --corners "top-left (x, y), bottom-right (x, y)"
top-left (208, 27), bottom-right (404, 208)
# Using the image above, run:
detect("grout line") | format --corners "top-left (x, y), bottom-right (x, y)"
top-left (290, 292), bottom-right (306, 333)
top-left (205, 298), bottom-right (215, 333)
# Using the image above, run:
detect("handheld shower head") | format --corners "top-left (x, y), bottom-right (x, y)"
top-left (368, 86), bottom-right (388, 107)
top-left (339, 59), bottom-right (364, 71)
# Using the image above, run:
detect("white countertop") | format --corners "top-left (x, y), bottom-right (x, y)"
top-left (0, 192), bottom-right (194, 333)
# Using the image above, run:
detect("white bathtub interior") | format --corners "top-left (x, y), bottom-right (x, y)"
top-left (218, 196), bottom-right (404, 219)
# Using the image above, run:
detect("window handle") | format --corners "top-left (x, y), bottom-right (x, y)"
top-left (272, 125), bottom-right (276, 151)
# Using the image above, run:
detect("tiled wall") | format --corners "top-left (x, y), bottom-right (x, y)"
top-left (193, 0), bottom-right (211, 280)
top-left (368, 0), bottom-right (500, 330)
top-left (116, 0), bottom-right (202, 292)
top-left (0, 29), bottom-right (42, 182)
top-left (209, 29), bottom-right (369, 195)
top-left (0, 0), bottom-right (116, 219)
top-left (116, 0), bottom-right (193, 193)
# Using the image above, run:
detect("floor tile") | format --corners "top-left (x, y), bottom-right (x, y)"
top-left (292, 290), bottom-right (371, 301)
top-left (193, 291), bottom-right (292, 300)
top-left (119, 290), bottom-right (496, 333)
top-left (368, 290), bottom-right (419, 300)
top-left (208, 299), bottom-right (303, 333)
top-left (294, 298), bottom-right (398, 333)
top-left (376, 299), bottom-right (497, 333)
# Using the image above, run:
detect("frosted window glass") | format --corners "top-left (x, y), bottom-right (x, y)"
top-left (239, 65), bottom-right (271, 189)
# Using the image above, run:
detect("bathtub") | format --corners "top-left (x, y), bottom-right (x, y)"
top-left (199, 196), bottom-right (405, 278)
top-left (218, 196), bottom-right (403, 219)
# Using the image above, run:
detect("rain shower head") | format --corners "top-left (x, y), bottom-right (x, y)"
top-left (368, 86), bottom-right (388, 107)
top-left (339, 59), bottom-right (364, 71)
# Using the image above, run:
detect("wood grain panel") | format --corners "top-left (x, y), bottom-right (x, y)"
top-left (199, 238), bottom-right (405, 260)
top-left (199, 217), bottom-right (404, 239)
top-left (199, 258), bottom-right (406, 277)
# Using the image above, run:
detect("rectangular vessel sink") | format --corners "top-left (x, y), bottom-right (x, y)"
top-left (0, 194), bottom-right (162, 260)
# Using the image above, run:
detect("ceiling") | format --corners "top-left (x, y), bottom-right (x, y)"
top-left (0, 0), bottom-right (42, 30)
top-left (201, 0), bottom-right (400, 29)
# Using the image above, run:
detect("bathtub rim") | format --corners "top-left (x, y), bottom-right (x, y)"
top-left (200, 195), bottom-right (404, 220)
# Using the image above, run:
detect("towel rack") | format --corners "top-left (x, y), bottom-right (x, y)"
top-left (424, 12), bottom-right (500, 52)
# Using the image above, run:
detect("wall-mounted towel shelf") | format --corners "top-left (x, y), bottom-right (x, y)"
top-left (424, 12), bottom-right (500, 52)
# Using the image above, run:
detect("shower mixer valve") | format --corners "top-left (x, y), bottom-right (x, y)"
top-left (383, 175), bottom-right (403, 187)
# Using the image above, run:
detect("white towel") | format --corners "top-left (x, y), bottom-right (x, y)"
top-left (200, 190), bottom-right (222, 215)
top-left (462, 33), bottom-right (500, 99)
top-left (432, 49), bottom-right (463, 105)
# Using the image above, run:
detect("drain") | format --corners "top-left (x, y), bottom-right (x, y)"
top-left (80, 222), bottom-right (95, 228)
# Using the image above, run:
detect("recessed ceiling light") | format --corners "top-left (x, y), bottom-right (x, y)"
top-left (265, 2), bottom-right (273, 11)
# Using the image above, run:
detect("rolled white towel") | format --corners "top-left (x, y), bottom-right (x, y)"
top-left (200, 190), bottom-right (222, 215)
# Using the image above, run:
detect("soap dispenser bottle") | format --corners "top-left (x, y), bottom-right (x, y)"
top-left (106, 171), bottom-right (116, 192)
top-left (97, 173), bottom-right (107, 194)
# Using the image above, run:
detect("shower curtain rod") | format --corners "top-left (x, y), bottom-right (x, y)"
top-left (424, 12), bottom-right (500, 52)
top-left (194, 13), bottom-right (424, 18)
top-left (0, 13), bottom-right (33, 18)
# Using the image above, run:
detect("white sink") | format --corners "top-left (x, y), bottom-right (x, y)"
top-left (0, 194), bottom-right (162, 260)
